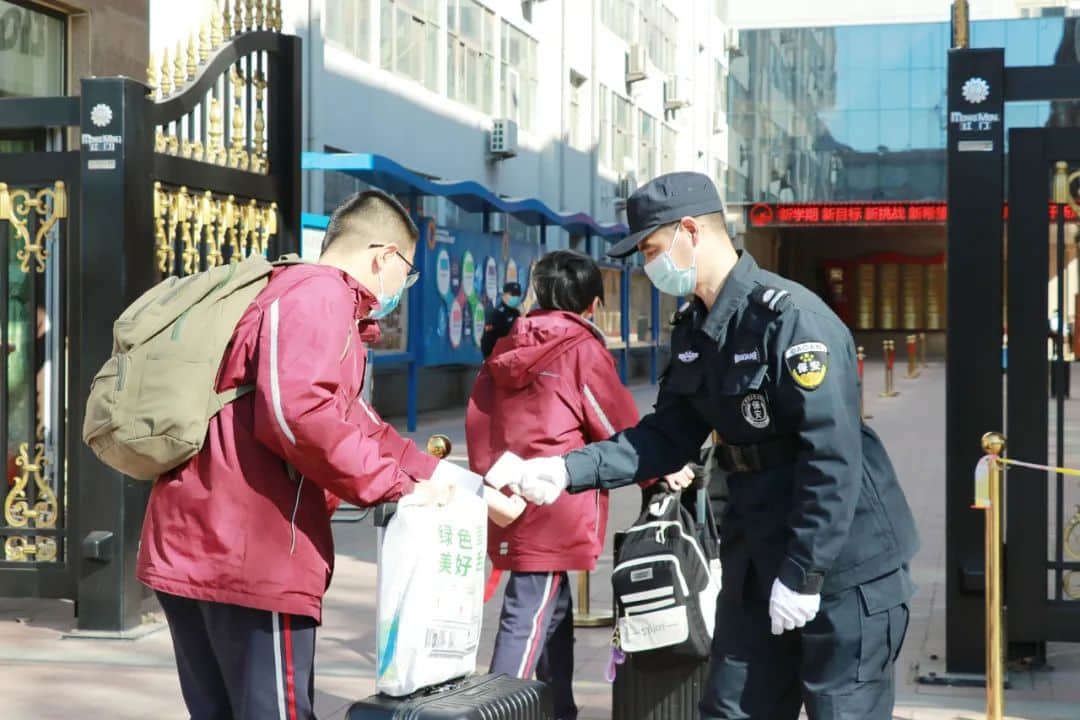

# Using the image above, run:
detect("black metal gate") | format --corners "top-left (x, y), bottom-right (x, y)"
top-left (1007, 129), bottom-right (1080, 647)
top-left (0, 3), bottom-right (300, 632)
top-left (0, 150), bottom-right (78, 599)
top-left (947, 44), bottom-right (1080, 673)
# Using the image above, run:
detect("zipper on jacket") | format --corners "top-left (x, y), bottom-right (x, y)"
top-left (286, 464), bottom-right (303, 555)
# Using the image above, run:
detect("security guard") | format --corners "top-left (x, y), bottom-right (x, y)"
top-left (481, 281), bottom-right (523, 358)
top-left (492, 172), bottom-right (920, 719)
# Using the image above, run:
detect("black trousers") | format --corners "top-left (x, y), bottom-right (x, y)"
top-left (157, 591), bottom-right (317, 720)
top-left (699, 554), bottom-right (911, 720)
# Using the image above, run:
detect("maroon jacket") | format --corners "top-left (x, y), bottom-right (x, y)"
top-left (466, 311), bottom-right (641, 572)
top-left (136, 264), bottom-right (438, 622)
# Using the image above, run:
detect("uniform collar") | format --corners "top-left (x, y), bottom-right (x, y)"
top-left (701, 251), bottom-right (757, 341)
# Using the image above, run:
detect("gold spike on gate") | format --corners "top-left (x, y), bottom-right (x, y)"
top-left (211, 2), bottom-right (225, 49)
top-left (252, 71), bottom-right (267, 173)
top-left (229, 68), bottom-right (250, 171)
top-left (147, 51), bottom-right (159, 99)
top-left (174, 41), bottom-right (187, 85)
top-left (207, 98), bottom-right (227, 165)
top-left (160, 47), bottom-right (174, 96)
top-left (254, 0), bottom-right (264, 30)
top-left (273, 0), bottom-right (283, 31)
top-left (233, 0), bottom-right (244, 37)
top-left (187, 32), bottom-right (199, 80)
top-left (154, 182), bottom-right (174, 274)
top-left (246, 0), bottom-right (256, 31)
top-left (199, 19), bottom-right (211, 62)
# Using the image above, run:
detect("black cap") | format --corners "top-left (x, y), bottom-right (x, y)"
top-left (503, 282), bottom-right (522, 296)
top-left (607, 171), bottom-right (726, 259)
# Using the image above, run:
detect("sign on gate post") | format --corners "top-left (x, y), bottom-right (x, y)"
top-left (945, 48), bottom-right (1005, 673)
top-left (72, 77), bottom-right (157, 634)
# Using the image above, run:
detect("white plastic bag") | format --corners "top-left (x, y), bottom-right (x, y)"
top-left (375, 488), bottom-right (487, 697)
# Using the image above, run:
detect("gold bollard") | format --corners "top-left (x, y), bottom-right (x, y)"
top-left (906, 335), bottom-right (921, 379)
top-left (979, 432), bottom-right (1006, 720)
top-left (919, 332), bottom-right (928, 367)
top-left (573, 569), bottom-right (614, 627)
top-left (880, 340), bottom-right (899, 397)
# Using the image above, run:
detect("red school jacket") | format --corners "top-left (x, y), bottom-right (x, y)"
top-left (466, 310), bottom-right (642, 572)
top-left (137, 264), bottom-right (438, 622)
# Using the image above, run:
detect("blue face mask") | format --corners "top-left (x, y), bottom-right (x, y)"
top-left (644, 225), bottom-right (697, 297)
top-left (370, 260), bottom-right (405, 320)
top-left (505, 296), bottom-right (522, 309)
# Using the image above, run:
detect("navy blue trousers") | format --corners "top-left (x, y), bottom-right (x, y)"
top-left (489, 571), bottom-right (577, 720)
top-left (157, 591), bottom-right (316, 720)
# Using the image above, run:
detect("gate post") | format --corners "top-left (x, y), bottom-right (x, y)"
top-left (945, 48), bottom-right (1005, 673)
top-left (72, 77), bottom-right (157, 633)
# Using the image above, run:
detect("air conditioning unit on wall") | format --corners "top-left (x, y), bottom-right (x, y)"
top-left (626, 44), bottom-right (648, 84)
top-left (664, 75), bottom-right (688, 110)
top-left (489, 119), bottom-right (518, 159)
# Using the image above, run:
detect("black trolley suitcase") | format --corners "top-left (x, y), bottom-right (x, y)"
top-left (612, 448), bottom-right (724, 720)
top-left (347, 503), bottom-right (553, 720)
top-left (346, 673), bottom-right (552, 720)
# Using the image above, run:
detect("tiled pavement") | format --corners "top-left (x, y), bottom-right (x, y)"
top-left (4, 362), bottom-right (1080, 719)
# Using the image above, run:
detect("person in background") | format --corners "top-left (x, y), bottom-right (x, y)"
top-left (137, 190), bottom-right (456, 720)
top-left (481, 281), bottom-right (523, 358)
top-left (466, 250), bottom-right (693, 720)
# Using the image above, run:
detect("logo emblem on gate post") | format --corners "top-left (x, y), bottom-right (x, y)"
top-left (961, 77), bottom-right (990, 104)
top-left (90, 103), bottom-right (113, 128)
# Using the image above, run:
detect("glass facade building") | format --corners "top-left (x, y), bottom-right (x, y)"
top-left (726, 17), bottom-right (1080, 206)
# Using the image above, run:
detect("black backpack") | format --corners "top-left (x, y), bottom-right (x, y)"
top-left (612, 488), bottom-right (721, 667)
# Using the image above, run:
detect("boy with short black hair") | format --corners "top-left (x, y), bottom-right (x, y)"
top-left (466, 250), bottom-right (691, 720)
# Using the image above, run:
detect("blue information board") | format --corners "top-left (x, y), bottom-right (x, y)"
top-left (415, 220), bottom-right (539, 367)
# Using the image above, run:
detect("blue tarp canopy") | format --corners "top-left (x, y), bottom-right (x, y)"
top-left (302, 152), bottom-right (627, 240)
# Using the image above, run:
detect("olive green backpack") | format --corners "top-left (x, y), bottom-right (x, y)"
top-left (82, 254), bottom-right (302, 480)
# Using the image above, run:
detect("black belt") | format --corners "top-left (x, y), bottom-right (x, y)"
top-left (714, 437), bottom-right (797, 473)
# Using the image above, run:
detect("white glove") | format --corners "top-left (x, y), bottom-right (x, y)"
top-left (485, 451), bottom-right (527, 490)
top-left (511, 456), bottom-right (569, 506)
top-left (768, 578), bottom-right (821, 635)
top-left (661, 465), bottom-right (695, 492)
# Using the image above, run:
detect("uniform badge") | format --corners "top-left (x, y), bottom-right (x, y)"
top-left (784, 342), bottom-right (829, 390)
top-left (741, 392), bottom-right (770, 429)
top-left (678, 350), bottom-right (700, 363)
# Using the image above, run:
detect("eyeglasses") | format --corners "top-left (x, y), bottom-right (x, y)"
top-left (370, 244), bottom-right (419, 288)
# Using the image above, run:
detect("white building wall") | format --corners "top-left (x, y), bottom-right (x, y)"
top-left (150, 0), bottom-right (735, 248)
top-left (727, 0), bottom-right (1080, 30)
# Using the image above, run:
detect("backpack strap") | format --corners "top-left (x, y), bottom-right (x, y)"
top-left (208, 384), bottom-right (254, 415)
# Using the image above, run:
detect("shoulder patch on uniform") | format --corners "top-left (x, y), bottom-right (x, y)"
top-left (784, 342), bottom-right (829, 390)
top-left (750, 286), bottom-right (793, 314)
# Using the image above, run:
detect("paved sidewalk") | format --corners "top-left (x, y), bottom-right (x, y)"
top-left (3, 362), bottom-right (1080, 719)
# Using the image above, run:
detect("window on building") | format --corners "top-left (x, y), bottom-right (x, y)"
top-left (447, 0), bottom-right (495, 113)
top-left (714, 59), bottom-right (727, 130)
top-left (0, 0), bottom-right (64, 99)
top-left (639, 111), bottom-right (657, 181)
top-left (598, 85), bottom-right (611, 168)
top-left (661, 124), bottom-right (676, 174)
top-left (501, 21), bottom-right (538, 132)
top-left (569, 71), bottom-right (588, 150)
top-left (327, 0), bottom-right (372, 60)
top-left (380, 0), bottom-right (441, 92)
top-left (613, 93), bottom-right (632, 175)
top-left (601, 0), bottom-right (633, 42)
top-left (639, 0), bottom-right (676, 73)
